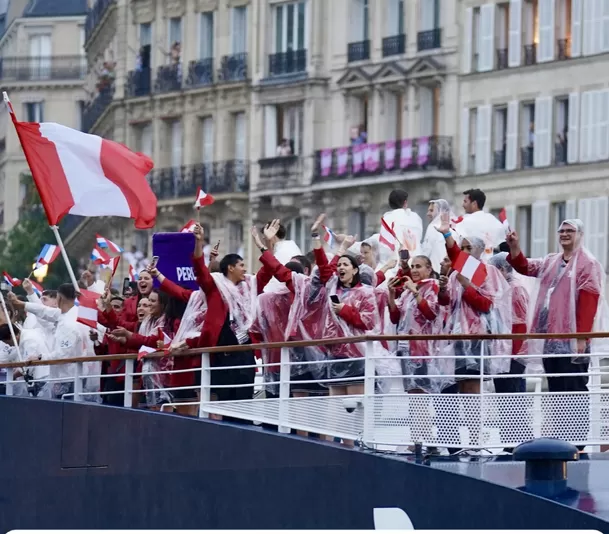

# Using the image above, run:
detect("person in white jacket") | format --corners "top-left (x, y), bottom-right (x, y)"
top-left (421, 199), bottom-right (456, 273)
top-left (9, 284), bottom-right (91, 400)
top-left (379, 189), bottom-right (423, 263)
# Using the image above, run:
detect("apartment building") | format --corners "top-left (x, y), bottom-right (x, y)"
top-left (458, 0), bottom-right (609, 274)
top-left (69, 0), bottom-right (252, 263)
top-left (0, 0), bottom-right (87, 232)
top-left (250, 0), bottom-right (460, 253)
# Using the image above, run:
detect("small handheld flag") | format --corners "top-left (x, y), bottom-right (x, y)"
top-left (3, 272), bottom-right (21, 287)
top-left (90, 246), bottom-right (111, 265)
top-left (30, 280), bottom-right (43, 297)
top-left (180, 219), bottom-right (197, 233)
top-left (102, 256), bottom-right (120, 279)
top-left (128, 265), bottom-right (139, 282)
top-left (138, 345), bottom-right (156, 361)
top-left (96, 234), bottom-right (124, 254)
top-left (194, 187), bottom-right (215, 209)
top-left (35, 244), bottom-right (60, 268)
top-left (322, 225), bottom-right (337, 248)
top-left (452, 251), bottom-right (488, 287)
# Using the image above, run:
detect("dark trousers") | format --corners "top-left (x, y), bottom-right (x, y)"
top-left (494, 360), bottom-right (526, 393)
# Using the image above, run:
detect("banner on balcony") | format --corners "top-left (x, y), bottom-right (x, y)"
top-left (385, 141), bottom-right (396, 170)
top-left (417, 136), bottom-right (430, 166)
top-left (400, 139), bottom-right (413, 169)
top-left (152, 232), bottom-right (199, 290)
top-left (364, 144), bottom-right (380, 172)
top-left (320, 149), bottom-right (332, 177)
top-left (337, 147), bottom-right (349, 175)
top-left (353, 144), bottom-right (364, 173)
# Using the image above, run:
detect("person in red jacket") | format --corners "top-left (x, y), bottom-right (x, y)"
top-left (172, 222), bottom-right (287, 419)
top-left (506, 218), bottom-right (604, 449)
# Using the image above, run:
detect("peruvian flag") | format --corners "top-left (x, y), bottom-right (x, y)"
top-left (35, 243), bottom-right (60, 267)
top-left (499, 207), bottom-right (511, 232)
top-left (91, 245), bottom-right (111, 265)
top-left (96, 234), bottom-right (124, 253)
top-left (181, 219), bottom-right (197, 233)
top-left (76, 289), bottom-right (100, 329)
top-left (452, 251), bottom-right (488, 287)
top-left (138, 345), bottom-right (156, 361)
top-left (379, 217), bottom-right (398, 251)
top-left (5, 93), bottom-right (157, 229)
top-left (194, 187), bottom-right (215, 208)
top-left (3, 271), bottom-right (21, 287)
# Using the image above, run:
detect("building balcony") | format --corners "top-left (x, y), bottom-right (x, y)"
top-left (313, 136), bottom-right (453, 182)
top-left (85, 0), bottom-right (116, 43)
top-left (493, 148), bottom-right (506, 171)
top-left (155, 63), bottom-right (182, 93)
top-left (496, 48), bottom-right (508, 69)
top-left (520, 146), bottom-right (534, 168)
top-left (257, 155), bottom-right (302, 191)
top-left (218, 53), bottom-right (247, 83)
top-left (268, 49), bottom-right (307, 77)
top-left (0, 56), bottom-right (86, 82)
top-left (186, 58), bottom-right (214, 87)
top-left (558, 37), bottom-right (571, 60)
top-left (524, 43), bottom-right (536, 66)
top-left (126, 68), bottom-right (151, 97)
top-left (382, 34), bottom-right (406, 57)
top-left (347, 40), bottom-right (370, 62)
top-left (417, 28), bottom-right (441, 51)
top-left (555, 141), bottom-right (568, 165)
top-left (149, 161), bottom-right (249, 200)
top-left (82, 85), bottom-right (114, 133)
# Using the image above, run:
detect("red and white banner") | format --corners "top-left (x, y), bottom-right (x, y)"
top-left (379, 217), bottom-right (398, 251)
top-left (76, 289), bottom-right (99, 329)
top-left (452, 251), bottom-right (488, 287)
top-left (6, 94), bottom-right (157, 229)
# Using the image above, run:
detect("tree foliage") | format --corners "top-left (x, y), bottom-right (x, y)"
top-left (0, 173), bottom-right (75, 290)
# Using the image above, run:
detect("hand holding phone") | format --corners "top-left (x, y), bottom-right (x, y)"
top-left (150, 255), bottom-right (159, 269)
top-left (399, 249), bottom-right (410, 261)
top-left (330, 295), bottom-right (340, 304)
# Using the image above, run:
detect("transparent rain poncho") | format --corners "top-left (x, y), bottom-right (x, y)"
top-left (379, 208), bottom-right (424, 263)
top-left (440, 252), bottom-right (512, 375)
top-left (422, 199), bottom-right (456, 273)
top-left (139, 313), bottom-right (172, 408)
top-left (509, 219), bottom-right (609, 362)
top-left (453, 211), bottom-right (506, 260)
top-left (394, 279), bottom-right (454, 392)
top-left (172, 290), bottom-right (207, 344)
top-left (210, 272), bottom-right (257, 340)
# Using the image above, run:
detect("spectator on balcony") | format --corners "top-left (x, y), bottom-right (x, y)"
top-left (276, 138), bottom-right (292, 157)
top-left (351, 124), bottom-right (367, 146)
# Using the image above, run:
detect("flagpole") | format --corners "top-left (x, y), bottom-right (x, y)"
top-left (50, 225), bottom-right (80, 294)
top-left (0, 290), bottom-right (22, 361)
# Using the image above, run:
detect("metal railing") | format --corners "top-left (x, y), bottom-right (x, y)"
top-left (0, 56), bottom-right (86, 82)
top-left (85, 0), bottom-right (116, 43)
top-left (524, 43), bottom-right (537, 66)
top-left (268, 49), bottom-right (307, 76)
top-left (347, 40), bottom-right (370, 62)
top-left (155, 63), bottom-right (182, 93)
top-left (186, 58), bottom-right (214, 87)
top-left (257, 155), bottom-right (303, 191)
top-left (382, 34), bottom-right (406, 57)
top-left (127, 68), bottom-right (152, 97)
top-left (81, 85), bottom-right (114, 133)
top-left (314, 136), bottom-right (454, 182)
top-left (496, 48), bottom-right (508, 70)
top-left (218, 53), bottom-right (248, 83)
top-left (2, 331), bottom-right (609, 452)
top-left (148, 161), bottom-right (249, 200)
top-left (417, 28), bottom-right (441, 51)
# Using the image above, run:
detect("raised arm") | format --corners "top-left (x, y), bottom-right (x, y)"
top-left (149, 265), bottom-right (193, 303)
top-left (192, 223), bottom-right (217, 294)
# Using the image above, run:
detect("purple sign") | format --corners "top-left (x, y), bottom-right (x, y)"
top-left (152, 232), bottom-right (199, 291)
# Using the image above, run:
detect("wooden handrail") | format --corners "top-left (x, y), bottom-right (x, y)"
top-left (1, 331), bottom-right (608, 370)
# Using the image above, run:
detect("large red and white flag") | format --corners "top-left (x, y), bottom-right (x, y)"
top-left (5, 94), bottom-right (157, 229)
top-left (76, 289), bottom-right (99, 329)
top-left (452, 251), bottom-right (488, 287)
top-left (379, 217), bottom-right (398, 251)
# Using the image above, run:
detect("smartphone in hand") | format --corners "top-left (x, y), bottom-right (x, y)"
top-left (330, 295), bottom-right (340, 304)
top-left (399, 249), bottom-right (410, 261)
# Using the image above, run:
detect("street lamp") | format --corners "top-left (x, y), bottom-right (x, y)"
top-left (31, 263), bottom-right (48, 283)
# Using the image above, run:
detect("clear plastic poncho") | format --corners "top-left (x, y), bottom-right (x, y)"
top-left (422, 199), bottom-right (456, 273)
top-left (394, 279), bottom-right (454, 392)
top-left (378, 208), bottom-right (424, 263)
top-left (441, 260), bottom-right (512, 375)
top-left (453, 211), bottom-right (506, 261)
top-left (514, 219), bottom-right (608, 362)
top-left (139, 313), bottom-right (172, 407)
top-left (173, 290), bottom-right (207, 343)
top-left (210, 272), bottom-right (257, 336)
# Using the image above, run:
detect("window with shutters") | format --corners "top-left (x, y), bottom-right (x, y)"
top-left (517, 205), bottom-right (532, 255)
top-left (275, 103), bottom-right (303, 156)
top-left (523, 0), bottom-right (539, 65)
top-left (199, 12), bottom-right (214, 59)
top-left (493, 105), bottom-right (508, 170)
top-left (472, 6), bottom-right (481, 71)
top-left (274, 1), bottom-right (306, 54)
top-left (496, 3), bottom-right (510, 68)
top-left (167, 17), bottom-right (182, 64)
top-left (554, 96), bottom-right (568, 165)
top-left (28, 33), bottom-right (51, 80)
top-left (348, 94), bottom-right (368, 140)
top-left (556, 0), bottom-right (572, 58)
top-left (520, 102), bottom-right (535, 168)
top-left (552, 201), bottom-right (566, 251)
top-left (232, 6), bottom-right (248, 54)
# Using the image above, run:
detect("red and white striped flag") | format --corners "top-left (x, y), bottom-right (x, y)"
top-left (452, 251), bottom-right (488, 287)
top-left (194, 187), bottom-right (215, 209)
top-left (499, 207), bottom-right (511, 233)
top-left (379, 217), bottom-right (398, 251)
top-left (76, 289), bottom-right (100, 329)
top-left (180, 219), bottom-right (197, 233)
top-left (138, 345), bottom-right (156, 361)
top-left (5, 93), bottom-right (157, 229)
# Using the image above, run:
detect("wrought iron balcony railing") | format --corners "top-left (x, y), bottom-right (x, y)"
top-left (496, 48), bottom-right (508, 70)
top-left (126, 68), bottom-right (152, 97)
top-left (155, 63), bottom-right (182, 93)
top-left (0, 56), bottom-right (86, 82)
top-left (493, 148), bottom-right (506, 171)
top-left (347, 40), bottom-right (370, 62)
top-left (186, 58), bottom-right (214, 87)
top-left (268, 49), bottom-right (307, 76)
top-left (555, 141), bottom-right (568, 165)
top-left (313, 136), bottom-right (453, 182)
top-left (85, 0), bottom-right (116, 43)
top-left (417, 28), bottom-right (441, 51)
top-left (82, 85), bottom-right (115, 133)
top-left (148, 161), bottom-right (250, 200)
top-left (524, 43), bottom-right (537, 66)
top-left (218, 53), bottom-right (248, 83)
top-left (558, 38), bottom-right (571, 60)
top-left (520, 146), bottom-right (534, 169)
top-left (382, 34), bottom-right (406, 57)
top-left (257, 155), bottom-right (302, 191)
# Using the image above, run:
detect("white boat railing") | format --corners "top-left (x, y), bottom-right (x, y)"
top-left (2, 332), bottom-right (609, 452)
